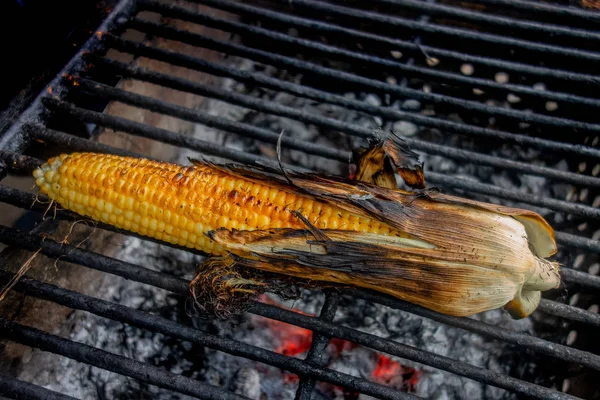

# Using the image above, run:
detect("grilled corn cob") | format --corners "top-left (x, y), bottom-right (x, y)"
top-left (32, 146), bottom-right (560, 319)
top-left (33, 153), bottom-right (396, 254)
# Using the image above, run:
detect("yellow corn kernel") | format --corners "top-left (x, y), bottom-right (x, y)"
top-left (33, 153), bottom-right (393, 256)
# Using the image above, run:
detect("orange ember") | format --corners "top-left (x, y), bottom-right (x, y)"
top-left (257, 295), bottom-right (314, 356)
top-left (62, 75), bottom-right (80, 86)
top-left (372, 355), bottom-right (402, 383)
top-left (257, 295), bottom-right (420, 394)
top-left (330, 337), bottom-right (358, 356)
top-left (273, 321), bottom-right (313, 356)
top-left (372, 355), bottom-right (420, 392)
top-left (283, 373), bottom-right (300, 384)
top-left (258, 297), bottom-right (360, 358)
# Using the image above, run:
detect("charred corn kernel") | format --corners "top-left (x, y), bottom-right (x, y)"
top-left (250, 184), bottom-right (260, 197)
top-left (33, 153), bottom-right (393, 255)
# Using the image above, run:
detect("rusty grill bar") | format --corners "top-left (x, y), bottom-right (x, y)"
top-left (0, 0), bottom-right (599, 399)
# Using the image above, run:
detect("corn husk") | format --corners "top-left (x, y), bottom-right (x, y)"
top-left (201, 132), bottom-right (560, 318)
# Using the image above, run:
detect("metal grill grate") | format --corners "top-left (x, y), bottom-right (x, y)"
top-left (0, 0), bottom-right (599, 399)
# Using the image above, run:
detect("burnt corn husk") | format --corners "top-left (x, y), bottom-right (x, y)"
top-left (206, 161), bottom-right (560, 318)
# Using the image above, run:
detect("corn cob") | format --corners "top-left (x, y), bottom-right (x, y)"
top-left (33, 153), bottom-right (397, 255)
top-left (32, 150), bottom-right (560, 319)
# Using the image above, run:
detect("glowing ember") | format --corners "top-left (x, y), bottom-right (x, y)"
top-left (372, 354), bottom-right (420, 392)
top-left (272, 320), bottom-right (313, 356)
top-left (257, 295), bottom-right (420, 394)
top-left (62, 74), bottom-right (80, 87)
top-left (373, 354), bottom-right (402, 382)
top-left (329, 337), bottom-right (358, 357)
top-left (255, 295), bottom-right (313, 357)
top-left (283, 373), bottom-right (300, 384)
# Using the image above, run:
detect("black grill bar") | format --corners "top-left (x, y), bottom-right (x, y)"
top-left (263, 0), bottom-right (600, 63)
top-left (2, 274), bottom-right (416, 400)
top-left (94, 52), bottom-right (600, 181)
top-left (0, 222), bottom-right (598, 369)
top-left (67, 78), bottom-right (350, 162)
top-left (0, 318), bottom-right (248, 400)
top-left (41, 98), bottom-right (285, 169)
top-left (82, 59), bottom-right (600, 187)
top-left (0, 241), bottom-right (586, 400)
top-left (350, 289), bottom-right (600, 370)
top-left (139, 0), bottom-right (600, 109)
top-left (0, 222), bottom-right (191, 292)
top-left (560, 268), bottom-right (600, 291)
top-left (555, 232), bottom-right (600, 255)
top-left (87, 57), bottom-right (600, 188)
top-left (128, 17), bottom-right (600, 134)
top-left (42, 94), bottom-right (344, 164)
top-left (370, 0), bottom-right (600, 41)
top-left (0, 375), bottom-right (78, 400)
top-left (29, 125), bottom-right (139, 158)
top-left (469, 0), bottom-right (600, 22)
top-left (296, 292), bottom-right (340, 400)
top-left (0, 151), bottom-right (43, 172)
top-left (423, 172), bottom-right (600, 220)
top-left (178, 0), bottom-right (600, 98)
top-left (184, 3), bottom-right (598, 87)
top-left (538, 300), bottom-right (600, 328)
top-left (101, 36), bottom-right (600, 160)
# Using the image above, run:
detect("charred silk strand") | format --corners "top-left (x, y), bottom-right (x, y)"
top-left (33, 150), bottom-right (561, 319)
